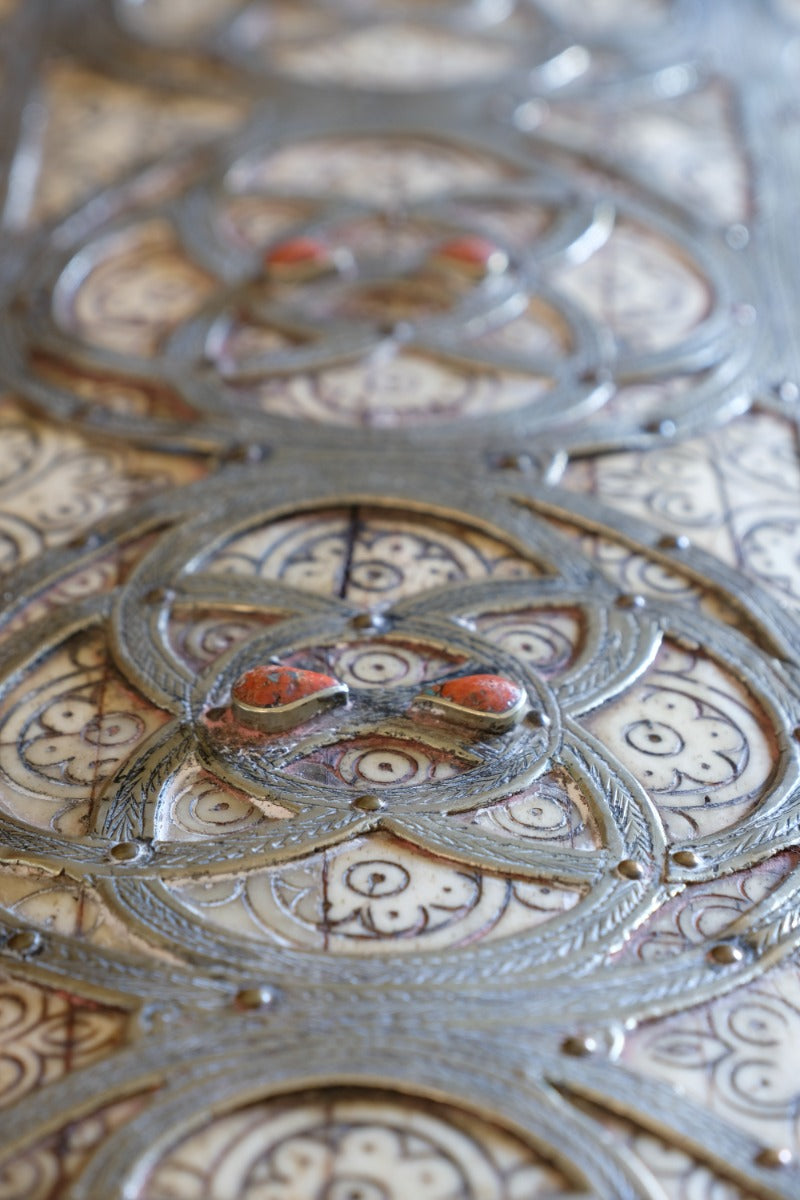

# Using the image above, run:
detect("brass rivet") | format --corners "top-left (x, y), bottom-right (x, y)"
top-left (616, 594), bottom-right (646, 609)
top-left (527, 710), bottom-right (550, 728)
top-left (235, 986), bottom-right (274, 1010)
top-left (7, 930), bottom-right (42, 955)
top-left (224, 443), bottom-right (268, 464)
top-left (351, 612), bottom-right (387, 631)
top-left (673, 849), bottom-right (700, 868)
top-left (617, 859), bottom-right (645, 880)
top-left (498, 452), bottom-right (534, 472)
top-left (755, 1146), bottom-right (793, 1168)
top-left (143, 587), bottom-right (172, 606)
top-left (645, 418), bottom-right (677, 437)
top-left (561, 1034), bottom-right (598, 1057)
top-left (68, 531), bottom-right (103, 552)
top-left (109, 841), bottom-right (144, 863)
top-left (658, 533), bottom-right (690, 551)
top-left (708, 942), bottom-right (744, 965)
top-left (352, 794), bottom-right (386, 813)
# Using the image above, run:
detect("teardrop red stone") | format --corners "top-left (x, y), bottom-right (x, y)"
top-left (435, 236), bottom-right (507, 273)
top-left (265, 237), bottom-right (330, 269)
top-left (232, 665), bottom-right (341, 709)
top-left (430, 674), bottom-right (523, 714)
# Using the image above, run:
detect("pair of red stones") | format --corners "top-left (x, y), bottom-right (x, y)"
top-left (264, 235), bottom-right (509, 280)
top-left (230, 666), bottom-right (526, 733)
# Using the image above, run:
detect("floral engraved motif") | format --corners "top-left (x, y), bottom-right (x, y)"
top-left (170, 831), bottom-right (582, 955)
top-left (204, 508), bottom-right (539, 602)
top-left (0, 634), bottom-right (168, 837)
top-left (624, 951), bottom-right (800, 1154)
top-left (1, 4), bottom-right (800, 1199)
top-left (587, 641), bottom-right (776, 840)
top-left (138, 1093), bottom-right (573, 1200)
top-left (0, 973), bottom-right (125, 1109)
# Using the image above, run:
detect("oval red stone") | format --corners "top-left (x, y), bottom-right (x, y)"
top-left (265, 236), bottom-right (331, 270)
top-left (232, 665), bottom-right (341, 710)
top-left (430, 674), bottom-right (523, 714)
top-left (434, 236), bottom-right (508, 274)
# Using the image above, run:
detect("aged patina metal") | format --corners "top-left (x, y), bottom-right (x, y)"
top-left (0, 2), bottom-right (799, 1198)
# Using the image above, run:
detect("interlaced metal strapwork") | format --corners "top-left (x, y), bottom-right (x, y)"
top-left (0, 3), bottom-right (799, 1198)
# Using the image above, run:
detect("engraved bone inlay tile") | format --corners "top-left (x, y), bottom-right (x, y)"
top-left (32, 63), bottom-right (245, 224)
top-left (203, 508), bottom-right (540, 605)
top-left (229, 136), bottom-right (514, 205)
top-left (246, 353), bottom-right (553, 428)
top-left (169, 832), bottom-right (583, 954)
top-left (473, 608), bottom-right (584, 680)
top-left (0, 972), bottom-right (127, 1109)
top-left (0, 632), bottom-right (169, 837)
top-left (272, 25), bottom-right (517, 91)
top-left (281, 638), bottom-right (467, 689)
top-left (622, 951), bottom-right (800, 1156)
top-left (138, 1091), bottom-right (575, 1200)
top-left (59, 222), bottom-right (215, 357)
top-left (468, 770), bottom-right (601, 852)
top-left (285, 735), bottom-right (472, 788)
top-left (553, 221), bottom-right (712, 354)
top-left (585, 640), bottom-right (777, 840)
top-left (1, 4), bottom-right (800, 1200)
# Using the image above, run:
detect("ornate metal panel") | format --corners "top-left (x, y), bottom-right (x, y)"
top-left (0, 1), bottom-right (800, 1198)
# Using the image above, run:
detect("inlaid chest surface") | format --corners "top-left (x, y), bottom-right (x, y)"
top-left (0, 3), bottom-right (799, 1198)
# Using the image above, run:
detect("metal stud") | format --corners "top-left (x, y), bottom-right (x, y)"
top-left (644, 418), bottom-right (677, 437)
top-left (109, 840), bottom-right (146, 863)
top-left (708, 943), bottom-right (744, 965)
top-left (616, 594), bottom-right (646, 609)
top-left (6, 930), bottom-right (42, 955)
top-left (498, 452), bottom-right (534, 472)
top-left (350, 612), bottom-right (388, 631)
top-left (561, 1034), bottom-right (598, 1057)
top-left (235, 985), bottom-right (275, 1010)
top-left (658, 533), bottom-right (690, 551)
top-left (755, 1147), bottom-right (793, 1168)
top-left (351, 794), bottom-right (386, 813)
